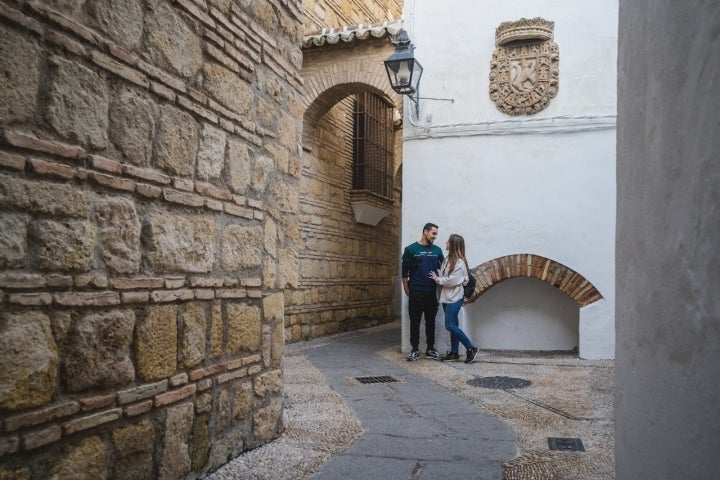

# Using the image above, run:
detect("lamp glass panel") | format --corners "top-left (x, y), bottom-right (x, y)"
top-left (397, 60), bottom-right (412, 85)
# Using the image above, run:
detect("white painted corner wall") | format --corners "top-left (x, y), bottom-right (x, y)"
top-left (399, 0), bottom-right (618, 359)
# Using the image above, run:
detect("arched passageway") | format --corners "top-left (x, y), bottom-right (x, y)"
top-left (288, 30), bottom-right (404, 342)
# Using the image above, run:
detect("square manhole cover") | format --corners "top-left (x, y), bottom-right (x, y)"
top-left (352, 375), bottom-right (399, 384)
top-left (548, 437), bottom-right (585, 452)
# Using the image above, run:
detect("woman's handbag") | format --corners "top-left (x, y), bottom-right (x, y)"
top-left (463, 273), bottom-right (477, 299)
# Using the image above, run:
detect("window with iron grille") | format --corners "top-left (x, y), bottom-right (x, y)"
top-left (352, 92), bottom-right (394, 199)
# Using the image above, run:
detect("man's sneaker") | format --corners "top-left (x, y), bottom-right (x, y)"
top-left (464, 346), bottom-right (479, 364)
top-left (440, 351), bottom-right (460, 362)
top-left (407, 350), bottom-right (419, 362)
top-left (425, 349), bottom-right (440, 360)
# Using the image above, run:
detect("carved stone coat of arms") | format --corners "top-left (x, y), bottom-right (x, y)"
top-left (489, 18), bottom-right (559, 115)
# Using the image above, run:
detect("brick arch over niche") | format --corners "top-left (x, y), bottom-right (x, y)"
top-left (465, 254), bottom-right (603, 307)
top-left (301, 48), bottom-right (402, 144)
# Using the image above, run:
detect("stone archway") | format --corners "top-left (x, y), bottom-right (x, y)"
top-left (286, 33), bottom-right (404, 342)
top-left (466, 254), bottom-right (603, 306)
top-left (301, 46), bottom-right (401, 126)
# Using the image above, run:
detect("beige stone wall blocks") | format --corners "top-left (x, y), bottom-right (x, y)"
top-left (0, 0), bottom-right (301, 475)
top-left (46, 55), bottom-right (110, 149)
top-left (0, 311), bottom-right (58, 410)
top-left (0, 25), bottom-right (41, 123)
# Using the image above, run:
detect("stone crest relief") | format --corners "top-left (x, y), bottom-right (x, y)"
top-left (489, 18), bottom-right (559, 115)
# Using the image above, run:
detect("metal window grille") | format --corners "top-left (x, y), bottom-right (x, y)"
top-left (352, 92), bottom-right (394, 199)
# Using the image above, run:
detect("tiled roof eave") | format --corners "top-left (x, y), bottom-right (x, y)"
top-left (302, 20), bottom-right (404, 49)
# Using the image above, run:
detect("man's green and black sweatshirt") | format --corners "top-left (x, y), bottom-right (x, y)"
top-left (401, 242), bottom-right (444, 293)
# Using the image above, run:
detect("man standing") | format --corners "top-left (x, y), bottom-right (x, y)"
top-left (402, 223), bottom-right (444, 361)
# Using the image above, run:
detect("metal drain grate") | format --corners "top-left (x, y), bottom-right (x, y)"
top-left (548, 437), bottom-right (585, 452)
top-left (353, 375), bottom-right (398, 384)
top-left (466, 376), bottom-right (532, 389)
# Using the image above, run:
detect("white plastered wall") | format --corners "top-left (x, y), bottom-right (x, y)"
top-left (399, 0), bottom-right (617, 359)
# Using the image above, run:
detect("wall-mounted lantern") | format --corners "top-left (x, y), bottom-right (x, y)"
top-left (384, 30), bottom-right (454, 120)
top-left (384, 30), bottom-right (423, 117)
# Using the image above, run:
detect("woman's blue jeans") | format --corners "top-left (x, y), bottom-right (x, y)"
top-left (442, 298), bottom-right (474, 353)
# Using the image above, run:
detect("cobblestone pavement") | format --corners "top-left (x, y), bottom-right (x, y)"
top-left (207, 322), bottom-right (615, 479)
top-left (382, 347), bottom-right (616, 479)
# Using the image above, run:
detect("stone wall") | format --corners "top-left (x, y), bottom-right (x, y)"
top-left (0, 0), bottom-right (302, 478)
top-left (304, 0), bottom-right (402, 32)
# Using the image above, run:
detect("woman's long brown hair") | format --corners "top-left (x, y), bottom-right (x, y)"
top-left (445, 234), bottom-right (468, 275)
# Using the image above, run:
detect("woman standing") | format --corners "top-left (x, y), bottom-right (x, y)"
top-left (429, 234), bottom-right (479, 364)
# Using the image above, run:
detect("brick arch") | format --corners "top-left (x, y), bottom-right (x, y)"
top-left (301, 47), bottom-right (402, 134)
top-left (465, 254), bottom-right (603, 307)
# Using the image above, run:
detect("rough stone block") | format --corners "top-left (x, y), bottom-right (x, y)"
top-left (232, 381), bottom-right (252, 423)
top-left (146, 214), bottom-right (218, 272)
top-left (0, 150), bottom-right (26, 170)
top-left (111, 420), bottom-right (155, 480)
top-left (191, 413), bottom-right (210, 471)
top-left (197, 123), bottom-right (227, 180)
top-left (271, 319), bottom-right (284, 366)
top-left (154, 104), bottom-right (198, 175)
top-left (135, 305), bottom-right (177, 381)
top-left (158, 402), bottom-right (193, 480)
top-left (62, 309), bottom-right (135, 392)
top-left (252, 397), bottom-right (282, 441)
top-left (269, 179), bottom-right (299, 214)
top-left (30, 219), bottom-right (96, 272)
top-left (145, 3), bottom-right (203, 78)
top-left (216, 387), bottom-right (232, 433)
top-left (221, 224), bottom-right (262, 270)
top-left (253, 369), bottom-right (282, 398)
top-left (203, 62), bottom-right (253, 115)
top-left (89, 0), bottom-right (144, 50)
top-left (225, 303), bottom-right (261, 354)
top-left (226, 138), bottom-right (251, 193)
top-left (0, 213), bottom-right (28, 268)
top-left (0, 174), bottom-right (92, 217)
top-left (277, 247), bottom-right (300, 289)
top-left (48, 435), bottom-right (107, 478)
top-left (0, 311), bottom-right (58, 410)
top-left (251, 155), bottom-right (273, 193)
top-left (95, 196), bottom-right (141, 274)
top-left (107, 87), bottom-right (155, 165)
top-left (46, 56), bottom-right (109, 149)
top-left (181, 302), bottom-right (207, 368)
top-left (0, 25), bottom-right (41, 123)
top-left (210, 304), bottom-right (223, 358)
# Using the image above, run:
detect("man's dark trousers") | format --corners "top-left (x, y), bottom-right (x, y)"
top-left (408, 290), bottom-right (438, 350)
